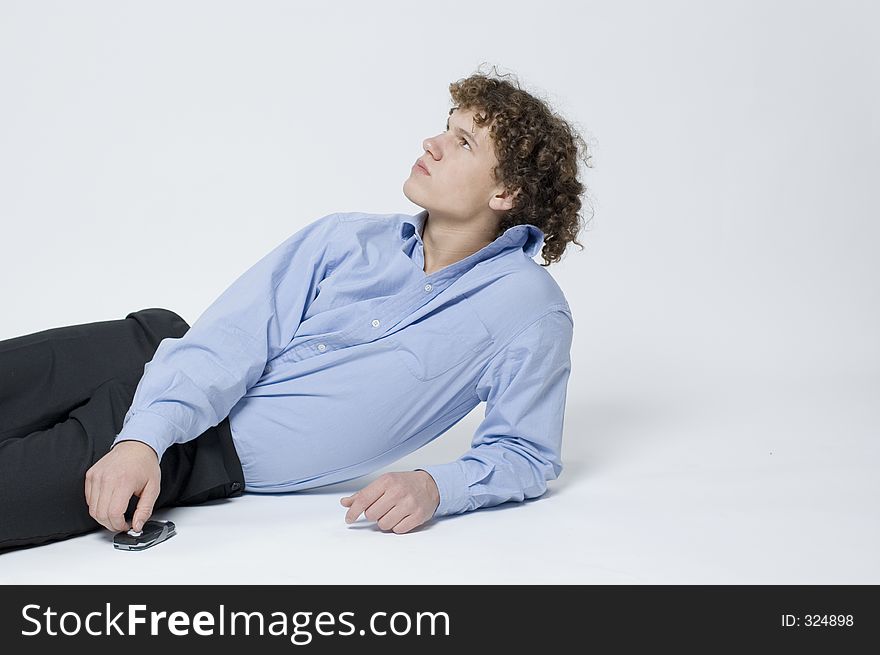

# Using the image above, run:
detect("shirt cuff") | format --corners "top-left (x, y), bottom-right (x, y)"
top-left (415, 461), bottom-right (470, 518)
top-left (112, 411), bottom-right (178, 462)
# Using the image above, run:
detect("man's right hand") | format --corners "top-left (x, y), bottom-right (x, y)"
top-left (85, 440), bottom-right (161, 533)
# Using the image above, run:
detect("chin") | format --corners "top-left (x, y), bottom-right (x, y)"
top-left (402, 179), bottom-right (427, 208)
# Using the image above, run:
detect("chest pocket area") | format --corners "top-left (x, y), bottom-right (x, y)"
top-left (387, 298), bottom-right (494, 382)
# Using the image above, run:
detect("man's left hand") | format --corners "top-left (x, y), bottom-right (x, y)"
top-left (340, 471), bottom-right (440, 534)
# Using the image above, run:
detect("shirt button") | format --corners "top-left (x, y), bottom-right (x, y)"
top-left (317, 343), bottom-right (326, 352)
top-left (424, 284), bottom-right (432, 292)
top-left (371, 319), bottom-right (380, 328)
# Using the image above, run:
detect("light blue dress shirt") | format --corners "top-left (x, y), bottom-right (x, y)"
top-left (112, 210), bottom-right (574, 518)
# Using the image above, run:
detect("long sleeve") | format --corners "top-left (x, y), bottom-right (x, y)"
top-left (416, 308), bottom-right (574, 518)
top-left (112, 212), bottom-right (341, 461)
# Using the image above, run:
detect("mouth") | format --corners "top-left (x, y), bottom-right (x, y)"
top-left (413, 160), bottom-right (431, 176)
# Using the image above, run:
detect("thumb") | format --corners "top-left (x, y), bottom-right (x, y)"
top-left (132, 477), bottom-right (160, 532)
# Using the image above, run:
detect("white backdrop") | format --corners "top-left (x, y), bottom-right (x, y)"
top-left (0, 0), bottom-right (877, 583)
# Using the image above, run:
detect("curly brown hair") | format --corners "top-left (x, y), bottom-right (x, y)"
top-left (448, 64), bottom-right (595, 266)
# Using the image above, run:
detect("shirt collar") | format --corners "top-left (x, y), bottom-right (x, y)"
top-left (399, 209), bottom-right (545, 259)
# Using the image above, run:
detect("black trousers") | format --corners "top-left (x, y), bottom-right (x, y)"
top-left (0, 308), bottom-right (245, 552)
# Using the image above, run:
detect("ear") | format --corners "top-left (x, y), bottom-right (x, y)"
top-left (491, 186), bottom-right (521, 212)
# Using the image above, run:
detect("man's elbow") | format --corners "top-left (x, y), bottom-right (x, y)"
top-left (521, 459), bottom-right (562, 500)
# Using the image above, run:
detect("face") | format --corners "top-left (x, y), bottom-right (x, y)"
top-left (403, 107), bottom-right (515, 225)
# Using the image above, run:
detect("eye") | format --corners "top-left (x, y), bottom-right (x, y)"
top-left (446, 125), bottom-right (472, 150)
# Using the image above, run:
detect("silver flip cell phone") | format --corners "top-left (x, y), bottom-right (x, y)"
top-left (113, 520), bottom-right (176, 551)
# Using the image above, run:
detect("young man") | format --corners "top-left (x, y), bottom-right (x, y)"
top-left (0, 71), bottom-right (589, 550)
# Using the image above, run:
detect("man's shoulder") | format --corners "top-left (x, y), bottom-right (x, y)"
top-left (518, 259), bottom-right (570, 311)
top-left (324, 210), bottom-right (407, 242)
top-left (335, 210), bottom-right (402, 221)
top-left (473, 256), bottom-right (571, 314)
top-left (466, 259), bottom-right (572, 351)
top-left (335, 210), bottom-right (406, 227)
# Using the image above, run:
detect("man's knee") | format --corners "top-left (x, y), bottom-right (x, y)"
top-left (125, 308), bottom-right (190, 341)
top-left (126, 307), bottom-right (188, 327)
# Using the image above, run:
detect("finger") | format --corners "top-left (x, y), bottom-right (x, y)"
top-left (94, 478), bottom-right (118, 531)
top-left (345, 485), bottom-right (384, 524)
top-left (132, 477), bottom-right (160, 532)
top-left (391, 514), bottom-right (422, 534)
top-left (85, 476), bottom-right (98, 525)
top-left (376, 506), bottom-right (409, 532)
top-left (345, 498), bottom-right (363, 523)
top-left (363, 492), bottom-right (396, 524)
top-left (340, 497), bottom-right (352, 506)
top-left (91, 478), bottom-right (108, 530)
top-left (106, 486), bottom-right (133, 532)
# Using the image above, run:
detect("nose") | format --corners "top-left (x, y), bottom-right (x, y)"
top-left (422, 129), bottom-right (446, 157)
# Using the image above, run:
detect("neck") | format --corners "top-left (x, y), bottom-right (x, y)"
top-left (421, 211), bottom-right (499, 273)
